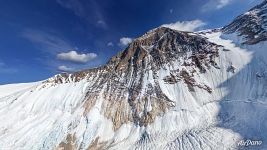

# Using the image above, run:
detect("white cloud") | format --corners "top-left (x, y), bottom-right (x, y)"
top-left (161, 20), bottom-right (206, 32)
top-left (119, 37), bottom-right (133, 46)
top-left (21, 29), bottom-right (99, 71)
top-left (57, 50), bottom-right (97, 63)
top-left (107, 42), bottom-right (114, 47)
top-left (58, 65), bottom-right (75, 72)
top-left (202, 0), bottom-right (232, 12)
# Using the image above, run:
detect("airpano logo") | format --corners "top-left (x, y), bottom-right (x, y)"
top-left (237, 139), bottom-right (262, 147)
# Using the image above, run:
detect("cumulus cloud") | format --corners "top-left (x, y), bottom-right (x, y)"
top-left (57, 65), bottom-right (75, 72)
top-left (161, 20), bottom-right (206, 32)
top-left (21, 29), bottom-right (99, 71)
top-left (202, 0), bottom-right (232, 12)
top-left (119, 37), bottom-right (133, 46)
top-left (57, 50), bottom-right (97, 63)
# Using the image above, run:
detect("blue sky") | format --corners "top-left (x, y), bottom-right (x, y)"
top-left (0, 0), bottom-right (262, 84)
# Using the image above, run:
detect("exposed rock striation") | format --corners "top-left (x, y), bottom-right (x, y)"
top-left (47, 27), bottom-right (221, 130)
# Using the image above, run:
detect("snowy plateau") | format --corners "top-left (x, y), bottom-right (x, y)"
top-left (0, 1), bottom-right (267, 150)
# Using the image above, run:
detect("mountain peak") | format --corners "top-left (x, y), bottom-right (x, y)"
top-left (129, 27), bottom-right (179, 48)
top-left (109, 26), bottom-right (220, 73)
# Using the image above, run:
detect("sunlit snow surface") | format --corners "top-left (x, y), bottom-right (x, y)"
top-left (0, 82), bottom-right (40, 98)
top-left (0, 31), bottom-right (266, 149)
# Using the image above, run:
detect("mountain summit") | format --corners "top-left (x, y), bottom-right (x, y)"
top-left (1, 1), bottom-right (267, 150)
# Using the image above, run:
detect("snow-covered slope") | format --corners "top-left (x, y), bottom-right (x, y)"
top-left (0, 1), bottom-right (267, 150)
top-left (0, 82), bottom-right (39, 98)
top-left (223, 0), bottom-right (267, 44)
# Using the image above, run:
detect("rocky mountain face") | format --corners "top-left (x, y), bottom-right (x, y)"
top-left (47, 27), bottom-right (220, 131)
top-left (1, 1), bottom-right (267, 150)
top-left (223, 0), bottom-right (267, 44)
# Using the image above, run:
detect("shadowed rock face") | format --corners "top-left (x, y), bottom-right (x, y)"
top-left (47, 27), bottom-right (221, 131)
top-left (223, 0), bottom-right (267, 44)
